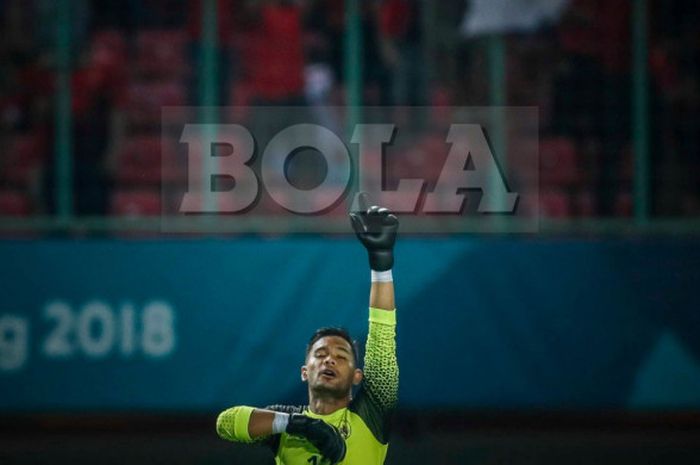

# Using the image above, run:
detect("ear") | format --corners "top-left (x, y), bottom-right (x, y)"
top-left (352, 368), bottom-right (363, 386)
top-left (301, 365), bottom-right (308, 382)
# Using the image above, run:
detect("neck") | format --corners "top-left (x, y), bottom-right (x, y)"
top-left (307, 390), bottom-right (351, 415)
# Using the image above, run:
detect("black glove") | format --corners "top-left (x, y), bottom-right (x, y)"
top-left (349, 192), bottom-right (398, 271)
top-left (286, 414), bottom-right (347, 464)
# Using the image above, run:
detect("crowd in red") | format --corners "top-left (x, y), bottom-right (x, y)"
top-left (0, 0), bottom-right (697, 220)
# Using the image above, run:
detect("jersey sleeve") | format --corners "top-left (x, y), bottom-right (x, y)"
top-left (216, 406), bottom-right (260, 444)
top-left (350, 307), bottom-right (399, 444)
top-left (216, 404), bottom-right (304, 448)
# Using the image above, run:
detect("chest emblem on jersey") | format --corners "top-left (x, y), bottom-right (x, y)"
top-left (338, 417), bottom-right (352, 439)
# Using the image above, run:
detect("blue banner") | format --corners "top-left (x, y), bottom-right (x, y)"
top-left (1, 238), bottom-right (699, 411)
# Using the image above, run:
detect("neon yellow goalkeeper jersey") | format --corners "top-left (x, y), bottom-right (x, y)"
top-left (217, 307), bottom-right (399, 465)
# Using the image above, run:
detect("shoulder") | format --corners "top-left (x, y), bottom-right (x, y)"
top-left (348, 385), bottom-right (394, 445)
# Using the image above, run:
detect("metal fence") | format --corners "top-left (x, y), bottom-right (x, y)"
top-left (0, 0), bottom-right (698, 235)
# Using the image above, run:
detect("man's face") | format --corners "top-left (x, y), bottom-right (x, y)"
top-left (302, 336), bottom-right (363, 398)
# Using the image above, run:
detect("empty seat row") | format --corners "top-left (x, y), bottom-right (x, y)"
top-left (90, 29), bottom-right (189, 80)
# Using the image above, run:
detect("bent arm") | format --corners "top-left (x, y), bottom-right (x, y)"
top-left (216, 407), bottom-right (278, 443)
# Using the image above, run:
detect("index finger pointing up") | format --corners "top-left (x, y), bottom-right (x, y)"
top-left (352, 191), bottom-right (370, 214)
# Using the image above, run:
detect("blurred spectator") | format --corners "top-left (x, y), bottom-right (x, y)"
top-left (1, 0), bottom-right (700, 222)
top-left (553, 0), bottom-right (631, 215)
top-left (650, 0), bottom-right (700, 214)
top-left (241, 0), bottom-right (308, 185)
top-left (243, 0), bottom-right (306, 105)
top-left (88, 0), bottom-right (139, 33)
top-left (0, 51), bottom-right (51, 134)
top-left (461, 0), bottom-right (569, 36)
top-left (305, 0), bottom-right (344, 96)
top-left (42, 52), bottom-right (118, 215)
top-left (308, 0), bottom-right (391, 105)
top-left (379, 0), bottom-right (426, 107)
top-left (361, 0), bottom-right (391, 105)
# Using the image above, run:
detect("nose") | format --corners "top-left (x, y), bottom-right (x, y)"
top-left (323, 355), bottom-right (336, 366)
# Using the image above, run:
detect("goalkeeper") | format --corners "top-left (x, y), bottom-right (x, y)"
top-left (216, 193), bottom-right (399, 465)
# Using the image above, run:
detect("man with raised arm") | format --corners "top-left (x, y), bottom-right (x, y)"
top-left (216, 193), bottom-right (399, 465)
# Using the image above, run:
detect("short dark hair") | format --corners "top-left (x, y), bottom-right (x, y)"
top-left (306, 327), bottom-right (359, 365)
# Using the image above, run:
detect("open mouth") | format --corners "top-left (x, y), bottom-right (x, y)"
top-left (320, 369), bottom-right (336, 379)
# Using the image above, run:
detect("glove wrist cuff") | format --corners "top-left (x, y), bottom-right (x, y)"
top-left (272, 412), bottom-right (290, 434)
top-left (371, 269), bottom-right (393, 282)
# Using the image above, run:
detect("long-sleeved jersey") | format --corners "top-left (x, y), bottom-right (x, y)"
top-left (217, 307), bottom-right (399, 465)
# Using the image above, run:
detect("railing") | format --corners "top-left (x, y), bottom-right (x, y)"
top-left (1, 0), bottom-right (697, 236)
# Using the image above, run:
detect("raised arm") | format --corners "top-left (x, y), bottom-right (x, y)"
top-left (350, 193), bottom-right (399, 412)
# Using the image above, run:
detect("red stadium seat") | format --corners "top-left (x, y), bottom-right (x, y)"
top-left (507, 135), bottom-right (539, 182)
top-left (228, 82), bottom-right (255, 107)
top-left (539, 190), bottom-right (572, 218)
top-left (110, 189), bottom-right (162, 217)
top-left (575, 190), bottom-right (596, 216)
top-left (225, 82), bottom-right (255, 121)
top-left (619, 144), bottom-right (634, 182)
top-left (114, 136), bottom-right (183, 186)
top-left (0, 190), bottom-right (32, 216)
top-left (135, 30), bottom-right (188, 79)
top-left (90, 30), bottom-right (127, 72)
top-left (1, 134), bottom-right (47, 186)
top-left (615, 192), bottom-right (633, 217)
top-left (125, 81), bottom-right (187, 128)
top-left (92, 30), bottom-right (127, 56)
top-left (429, 86), bottom-right (452, 107)
top-left (540, 137), bottom-right (579, 187)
